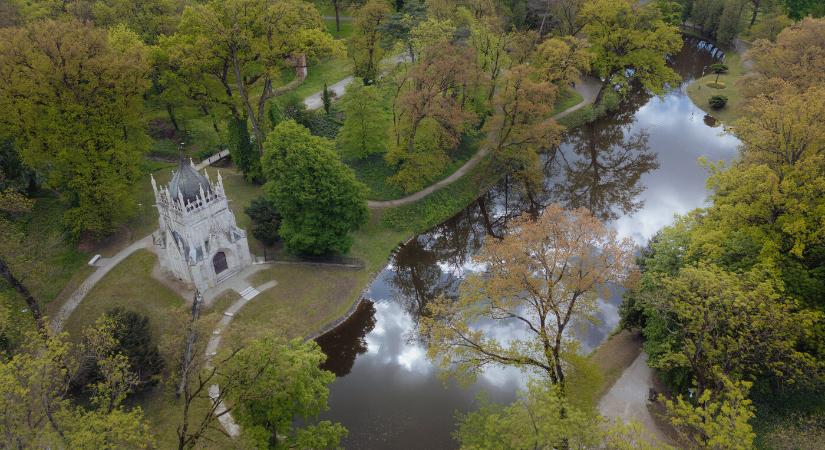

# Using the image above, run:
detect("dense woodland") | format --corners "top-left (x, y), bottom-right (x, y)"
top-left (0, 0), bottom-right (823, 448)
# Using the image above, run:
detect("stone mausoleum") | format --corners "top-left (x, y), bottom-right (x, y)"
top-left (151, 156), bottom-right (252, 293)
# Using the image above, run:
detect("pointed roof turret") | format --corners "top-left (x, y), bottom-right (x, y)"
top-left (169, 142), bottom-right (212, 204)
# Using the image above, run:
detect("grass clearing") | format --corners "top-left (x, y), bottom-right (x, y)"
top-left (232, 265), bottom-right (362, 340)
top-left (553, 87), bottom-right (584, 116)
top-left (292, 55), bottom-right (354, 101)
top-left (62, 250), bottom-right (186, 341)
top-left (686, 52), bottom-right (746, 124)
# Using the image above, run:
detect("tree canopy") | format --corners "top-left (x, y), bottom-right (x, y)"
top-left (262, 120), bottom-right (368, 255)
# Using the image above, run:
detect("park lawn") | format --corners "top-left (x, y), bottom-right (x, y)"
top-left (552, 87), bottom-right (584, 116)
top-left (686, 52), bottom-right (746, 124)
top-left (325, 17), bottom-right (354, 39)
top-left (62, 250), bottom-right (187, 341)
top-left (291, 55), bottom-right (354, 101)
top-left (348, 132), bottom-right (482, 201)
top-left (232, 265), bottom-right (363, 340)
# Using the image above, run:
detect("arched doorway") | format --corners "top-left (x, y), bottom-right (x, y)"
top-left (213, 251), bottom-right (228, 275)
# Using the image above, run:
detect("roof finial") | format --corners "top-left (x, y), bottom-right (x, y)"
top-left (178, 141), bottom-right (186, 167)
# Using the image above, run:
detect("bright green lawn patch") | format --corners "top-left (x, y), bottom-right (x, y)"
top-left (686, 52), bottom-right (746, 124)
top-left (291, 56), bottom-right (354, 101)
top-left (233, 265), bottom-right (362, 339)
top-left (62, 250), bottom-right (186, 341)
top-left (325, 17), bottom-right (354, 39)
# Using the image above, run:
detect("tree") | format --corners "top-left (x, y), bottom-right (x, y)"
top-left (0, 20), bottom-right (151, 236)
top-left (717, 0), bottom-right (747, 45)
top-left (734, 86), bottom-right (825, 171)
top-left (709, 94), bottom-right (728, 109)
top-left (337, 82), bottom-right (390, 159)
top-left (662, 377), bottom-right (756, 450)
top-left (646, 264), bottom-right (818, 393)
top-left (533, 36), bottom-right (592, 88)
top-left (227, 117), bottom-right (260, 181)
top-left (457, 379), bottom-right (668, 449)
top-left (245, 197), bottom-right (282, 246)
top-left (483, 65), bottom-right (564, 192)
top-left (581, 0), bottom-right (682, 103)
top-left (385, 42), bottom-right (475, 192)
top-left (0, 325), bottom-right (154, 448)
top-left (420, 205), bottom-right (635, 385)
top-left (380, 0), bottom-right (427, 62)
top-left (745, 18), bottom-right (825, 96)
top-left (349, 0), bottom-right (392, 85)
top-left (262, 120), bottom-right (368, 255)
top-left (780, 0), bottom-right (825, 20)
top-left (322, 82), bottom-right (333, 114)
top-left (105, 308), bottom-right (164, 390)
top-left (227, 336), bottom-right (347, 448)
top-left (169, 0), bottom-right (340, 157)
top-left (710, 63), bottom-right (729, 83)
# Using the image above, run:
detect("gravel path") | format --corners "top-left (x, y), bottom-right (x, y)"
top-left (366, 76), bottom-right (602, 209)
top-left (598, 351), bottom-right (673, 446)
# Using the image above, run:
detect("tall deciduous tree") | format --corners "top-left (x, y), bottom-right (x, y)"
top-left (170, 0), bottom-right (340, 157)
top-left (746, 17), bottom-right (825, 96)
top-left (349, 0), bottom-right (391, 85)
top-left (533, 35), bottom-right (592, 88)
top-left (581, 0), bottom-right (682, 103)
top-left (262, 120), bottom-right (368, 255)
top-left (735, 85), bottom-right (825, 173)
top-left (385, 42), bottom-right (475, 192)
top-left (647, 264), bottom-right (818, 393)
top-left (227, 336), bottom-right (347, 448)
top-left (484, 65), bottom-right (564, 192)
top-left (421, 205), bottom-right (635, 385)
top-left (0, 326), bottom-right (153, 448)
top-left (337, 82), bottom-right (390, 159)
top-left (0, 20), bottom-right (150, 236)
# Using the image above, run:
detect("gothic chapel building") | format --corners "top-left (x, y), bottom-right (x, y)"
top-left (152, 156), bottom-right (252, 293)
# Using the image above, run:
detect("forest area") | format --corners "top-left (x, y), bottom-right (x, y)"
top-left (0, 0), bottom-right (823, 448)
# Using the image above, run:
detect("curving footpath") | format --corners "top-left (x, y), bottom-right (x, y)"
top-left (598, 351), bottom-right (673, 446)
top-left (366, 77), bottom-right (601, 208)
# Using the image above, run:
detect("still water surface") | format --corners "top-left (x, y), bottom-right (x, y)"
top-left (317, 38), bottom-right (741, 449)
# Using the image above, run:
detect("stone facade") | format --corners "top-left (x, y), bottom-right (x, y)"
top-left (151, 160), bottom-right (252, 293)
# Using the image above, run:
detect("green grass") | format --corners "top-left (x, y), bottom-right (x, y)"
top-left (232, 265), bottom-right (362, 340)
top-left (686, 52), bottom-right (746, 124)
top-left (62, 250), bottom-right (186, 341)
top-left (552, 87), bottom-right (584, 116)
top-left (347, 133), bottom-right (482, 201)
top-left (325, 17), bottom-right (354, 39)
top-left (291, 55), bottom-right (354, 101)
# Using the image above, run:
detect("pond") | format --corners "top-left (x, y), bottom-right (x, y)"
top-left (316, 37), bottom-right (741, 449)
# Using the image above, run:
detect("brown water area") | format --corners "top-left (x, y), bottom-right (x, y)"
top-left (317, 37), bottom-right (740, 449)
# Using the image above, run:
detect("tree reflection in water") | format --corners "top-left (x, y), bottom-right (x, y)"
top-left (315, 300), bottom-right (377, 377)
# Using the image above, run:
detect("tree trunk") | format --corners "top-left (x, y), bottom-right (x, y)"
top-left (230, 49), bottom-right (266, 157)
top-left (166, 103), bottom-right (179, 131)
top-left (334, 0), bottom-right (341, 32)
top-left (0, 256), bottom-right (44, 331)
top-left (749, 1), bottom-right (760, 28)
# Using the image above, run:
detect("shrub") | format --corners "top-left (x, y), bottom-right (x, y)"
top-left (709, 95), bottom-right (728, 109)
top-left (245, 197), bottom-right (281, 246)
